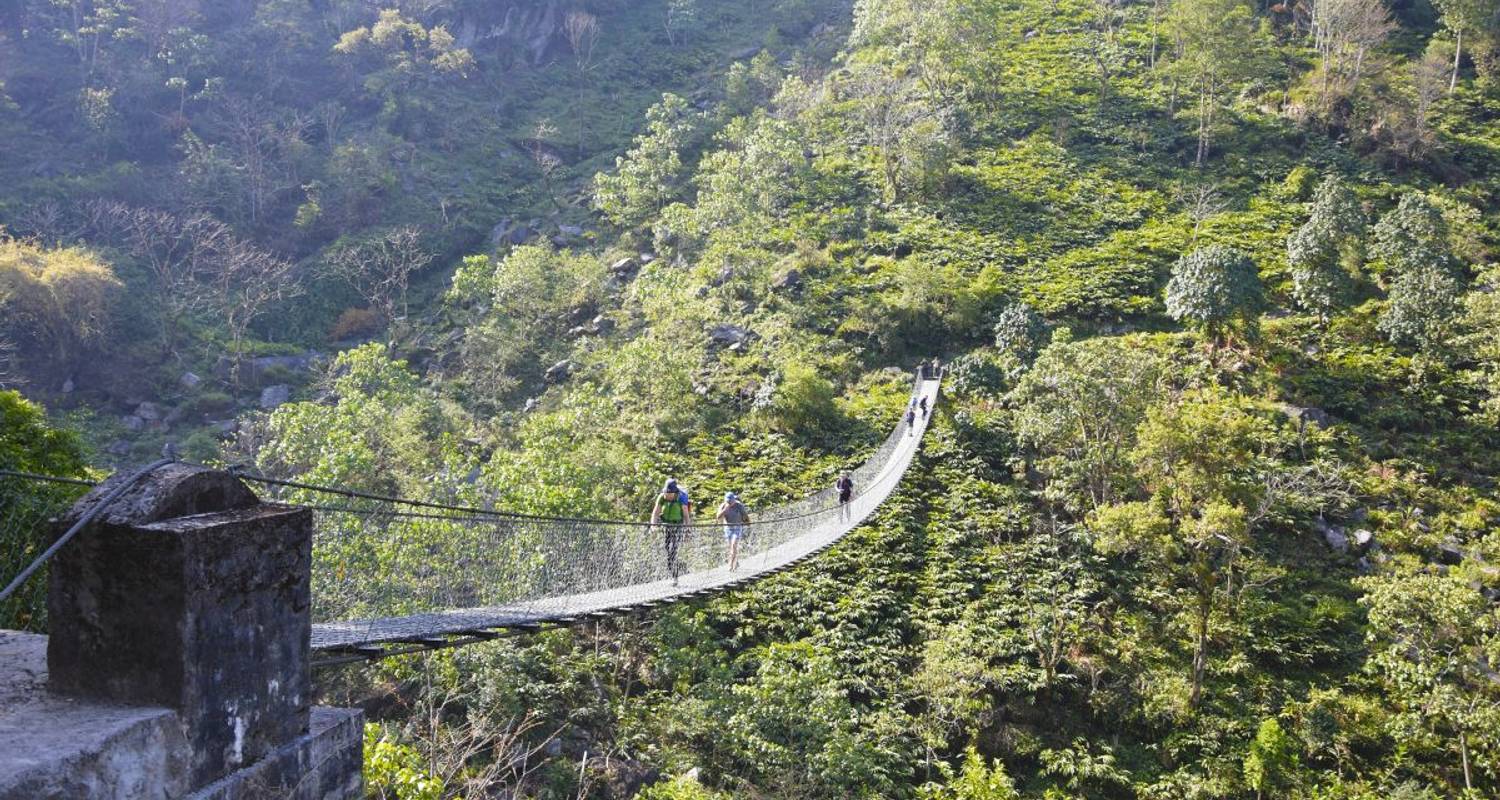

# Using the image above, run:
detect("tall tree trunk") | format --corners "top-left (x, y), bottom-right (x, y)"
top-left (1189, 588), bottom-right (1210, 708)
top-left (1461, 729), bottom-right (1473, 792)
top-left (1451, 28), bottom-right (1463, 93)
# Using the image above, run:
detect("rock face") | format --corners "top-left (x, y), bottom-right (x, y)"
top-left (1318, 519), bottom-right (1349, 553)
top-left (179, 372), bottom-right (202, 390)
top-left (1281, 403), bottom-right (1334, 429)
top-left (259, 384), bottom-right (291, 410)
top-left (771, 269), bottom-right (804, 293)
top-left (134, 402), bottom-right (163, 422)
top-left (708, 324), bottom-right (756, 352)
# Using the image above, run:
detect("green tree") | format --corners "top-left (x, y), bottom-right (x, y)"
top-left (1370, 194), bottom-right (1465, 352)
top-left (1459, 265), bottom-right (1500, 422)
top-left (333, 9), bottom-right (473, 128)
top-left (1370, 194), bottom-right (1455, 277)
top-left (1358, 570), bottom-right (1500, 794)
top-left (1164, 245), bottom-right (1263, 343)
top-left (254, 343), bottom-right (459, 499)
top-left (1089, 389), bottom-right (1276, 709)
top-left (991, 300), bottom-right (1045, 362)
top-left (1286, 175), bottom-right (1365, 324)
top-left (594, 94), bottom-right (701, 229)
top-left (1, 390), bottom-right (89, 631)
top-left (1010, 334), bottom-right (1168, 514)
top-left (1243, 718), bottom-right (1302, 799)
top-left (664, 0), bottom-right (701, 45)
top-left (918, 747), bottom-right (1020, 800)
top-left (1431, 0), bottom-right (1500, 90)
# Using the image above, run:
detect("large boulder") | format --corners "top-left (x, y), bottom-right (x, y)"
top-left (545, 360), bottom-right (572, 384)
top-left (1280, 403), bottom-right (1334, 429)
top-left (708, 324), bottom-right (756, 352)
top-left (771, 269), bottom-right (804, 294)
top-left (1317, 519), bottom-right (1349, 553)
top-left (259, 384), bottom-right (292, 410)
top-left (134, 402), bottom-right (164, 422)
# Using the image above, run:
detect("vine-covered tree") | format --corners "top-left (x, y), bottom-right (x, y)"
top-left (1165, 244), bottom-right (1263, 341)
top-left (991, 300), bottom-right (1045, 361)
top-left (1286, 175), bottom-right (1365, 323)
top-left (0, 238), bottom-right (120, 371)
top-left (1370, 194), bottom-right (1466, 351)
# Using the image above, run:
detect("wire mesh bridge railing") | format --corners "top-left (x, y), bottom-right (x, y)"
top-left (1, 372), bottom-right (939, 664)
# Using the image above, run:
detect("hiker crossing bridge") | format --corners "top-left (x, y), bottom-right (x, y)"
top-left (2, 372), bottom-right (939, 665)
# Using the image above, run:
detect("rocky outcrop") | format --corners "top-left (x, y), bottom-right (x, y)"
top-left (708, 324), bottom-right (756, 352)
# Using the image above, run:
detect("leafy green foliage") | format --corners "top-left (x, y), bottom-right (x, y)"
top-left (0, 391), bottom-right (89, 631)
top-left (1286, 176), bottom-right (1365, 323)
top-left (1165, 245), bottom-right (1264, 340)
top-left (594, 94), bottom-right (703, 229)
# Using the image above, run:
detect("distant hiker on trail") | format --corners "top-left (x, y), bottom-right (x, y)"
top-left (652, 479), bottom-right (693, 585)
top-left (716, 492), bottom-right (751, 571)
top-left (906, 405), bottom-right (916, 435)
top-left (835, 472), bottom-right (854, 521)
top-left (919, 396), bottom-right (929, 418)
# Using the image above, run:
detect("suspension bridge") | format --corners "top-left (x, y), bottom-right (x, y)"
top-left (1, 372), bottom-right (939, 666)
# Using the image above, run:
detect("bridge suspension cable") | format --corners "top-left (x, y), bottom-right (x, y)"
top-left (2, 371), bottom-right (940, 662)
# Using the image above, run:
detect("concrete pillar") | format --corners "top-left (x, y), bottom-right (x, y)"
top-left (45, 464), bottom-right (314, 789)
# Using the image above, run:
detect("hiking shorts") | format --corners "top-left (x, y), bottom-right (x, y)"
top-left (724, 524), bottom-right (747, 542)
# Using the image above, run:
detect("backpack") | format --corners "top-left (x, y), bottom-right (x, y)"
top-left (659, 494), bottom-right (684, 523)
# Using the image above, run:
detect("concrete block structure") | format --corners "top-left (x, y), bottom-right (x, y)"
top-left (0, 464), bottom-right (363, 799)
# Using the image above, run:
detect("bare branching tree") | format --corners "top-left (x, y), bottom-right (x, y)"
top-left (564, 10), bottom-right (601, 74)
top-left (1306, 0), bottom-right (1395, 113)
top-left (324, 226), bottom-right (431, 324)
top-left (89, 202), bottom-right (303, 377)
top-left (1177, 182), bottom-right (1228, 240)
top-left (529, 119), bottom-right (565, 211)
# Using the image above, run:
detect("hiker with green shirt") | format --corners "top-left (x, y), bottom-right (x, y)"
top-left (651, 479), bottom-right (693, 585)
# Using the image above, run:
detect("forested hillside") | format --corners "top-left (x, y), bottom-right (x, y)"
top-left (3, 0), bottom-right (1500, 797)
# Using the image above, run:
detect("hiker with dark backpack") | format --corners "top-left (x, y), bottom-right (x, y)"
top-left (715, 492), bottom-right (751, 571)
top-left (835, 472), bottom-right (854, 521)
top-left (652, 479), bottom-right (693, 585)
top-left (905, 404), bottom-right (916, 435)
